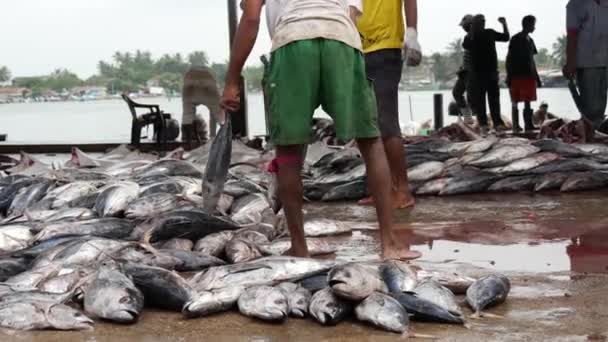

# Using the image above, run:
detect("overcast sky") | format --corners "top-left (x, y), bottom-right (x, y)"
top-left (1, 0), bottom-right (569, 78)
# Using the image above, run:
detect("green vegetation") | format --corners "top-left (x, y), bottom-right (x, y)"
top-left (427, 36), bottom-right (565, 85)
top-left (0, 66), bottom-right (11, 83)
top-left (0, 35), bottom-right (570, 96)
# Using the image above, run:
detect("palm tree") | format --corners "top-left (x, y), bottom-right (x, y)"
top-left (0, 66), bottom-right (11, 83)
top-left (552, 35), bottom-right (567, 66)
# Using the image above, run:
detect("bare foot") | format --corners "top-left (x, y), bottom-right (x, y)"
top-left (282, 247), bottom-right (310, 258)
top-left (382, 238), bottom-right (421, 261)
top-left (393, 190), bottom-right (416, 209)
top-left (382, 247), bottom-right (422, 261)
top-left (358, 196), bottom-right (374, 206)
top-left (358, 191), bottom-right (416, 209)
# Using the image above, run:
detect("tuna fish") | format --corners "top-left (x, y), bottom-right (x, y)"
top-left (0, 224), bottom-right (34, 253)
top-left (134, 159), bottom-right (203, 179)
top-left (189, 256), bottom-right (336, 292)
top-left (193, 231), bottom-right (236, 257)
top-left (439, 174), bottom-right (498, 196)
top-left (277, 282), bottom-right (311, 318)
top-left (466, 274), bottom-right (510, 318)
top-left (302, 219), bottom-right (352, 237)
top-left (560, 171), bottom-right (608, 192)
top-left (407, 161), bottom-right (445, 183)
top-left (230, 193), bottom-right (271, 225)
top-left (390, 291), bottom-right (464, 324)
top-left (487, 175), bottom-right (537, 193)
top-left (309, 287), bottom-right (353, 326)
top-left (45, 181), bottom-right (98, 209)
top-left (489, 152), bottom-right (560, 174)
top-left (0, 258), bottom-right (29, 282)
top-left (0, 300), bottom-right (93, 331)
top-left (321, 179), bottom-right (367, 202)
top-left (160, 238), bottom-right (193, 251)
top-left (328, 263), bottom-right (388, 301)
top-left (7, 179), bottom-right (54, 217)
top-left (237, 285), bottom-right (289, 322)
top-left (225, 237), bottom-right (264, 263)
top-left (416, 178), bottom-right (451, 196)
top-left (202, 118), bottom-right (232, 213)
top-left (416, 269), bottom-right (476, 295)
top-left (183, 286), bottom-right (245, 318)
top-left (258, 238), bottom-right (336, 256)
top-left (355, 292), bottom-right (410, 334)
top-left (534, 172), bottom-right (570, 192)
top-left (381, 261), bottom-right (418, 293)
top-left (33, 218), bottom-right (134, 243)
top-left (532, 139), bottom-right (588, 158)
top-left (94, 181), bottom-right (140, 217)
top-left (123, 263), bottom-right (196, 311)
top-left (467, 144), bottom-right (540, 168)
top-left (143, 209), bottom-right (240, 243)
top-left (83, 262), bottom-right (144, 323)
top-left (414, 280), bottom-right (463, 317)
top-left (124, 193), bottom-right (180, 219)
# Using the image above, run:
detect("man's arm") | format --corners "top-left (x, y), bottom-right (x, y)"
top-left (564, 1), bottom-right (580, 78)
top-left (403, 0), bottom-right (421, 66)
top-left (221, 0), bottom-right (264, 114)
top-left (462, 34), bottom-right (472, 50)
top-left (348, 0), bottom-right (363, 24)
top-left (404, 0), bottom-right (417, 29)
top-left (495, 17), bottom-right (510, 42)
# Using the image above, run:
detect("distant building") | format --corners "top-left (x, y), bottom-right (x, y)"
top-left (71, 86), bottom-right (108, 99)
top-left (0, 87), bottom-right (30, 103)
top-left (148, 86), bottom-right (165, 96)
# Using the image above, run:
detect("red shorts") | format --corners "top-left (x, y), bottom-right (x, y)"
top-left (510, 78), bottom-right (537, 102)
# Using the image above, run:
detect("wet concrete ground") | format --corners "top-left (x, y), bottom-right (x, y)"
top-left (3, 192), bottom-right (608, 341)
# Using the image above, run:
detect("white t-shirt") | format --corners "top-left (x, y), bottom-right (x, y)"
top-left (243, 0), bottom-right (363, 51)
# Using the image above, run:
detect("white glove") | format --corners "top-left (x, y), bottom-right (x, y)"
top-left (404, 27), bottom-right (422, 67)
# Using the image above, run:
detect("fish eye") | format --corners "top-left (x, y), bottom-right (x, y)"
top-left (119, 296), bottom-right (131, 304)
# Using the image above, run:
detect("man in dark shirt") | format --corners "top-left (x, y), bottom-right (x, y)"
top-left (453, 14), bottom-right (474, 125)
top-left (464, 14), bottom-right (510, 135)
top-left (506, 15), bottom-right (542, 133)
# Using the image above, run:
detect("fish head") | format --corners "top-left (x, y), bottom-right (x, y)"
top-left (183, 292), bottom-right (223, 318)
top-left (328, 264), bottom-right (369, 300)
top-left (290, 292), bottom-right (311, 318)
top-left (47, 304), bottom-right (94, 330)
top-left (107, 290), bottom-right (142, 323)
top-left (260, 289), bottom-right (289, 321)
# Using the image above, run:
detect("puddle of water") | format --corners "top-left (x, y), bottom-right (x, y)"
top-left (414, 240), bottom-right (571, 273)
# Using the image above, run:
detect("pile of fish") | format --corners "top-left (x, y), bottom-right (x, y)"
top-left (302, 137), bottom-right (608, 200)
top-left (0, 136), bottom-right (512, 333)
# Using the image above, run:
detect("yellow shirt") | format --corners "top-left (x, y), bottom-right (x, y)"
top-left (357, 0), bottom-right (405, 53)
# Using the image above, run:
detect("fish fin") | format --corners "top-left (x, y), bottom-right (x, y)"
top-left (24, 209), bottom-right (35, 222)
top-left (405, 332), bottom-right (438, 339)
top-left (478, 312), bottom-right (503, 319)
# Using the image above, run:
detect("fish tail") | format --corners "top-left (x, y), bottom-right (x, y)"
top-left (139, 231), bottom-right (162, 257)
top-left (406, 332), bottom-right (438, 339)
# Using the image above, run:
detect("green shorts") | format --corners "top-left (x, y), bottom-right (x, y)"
top-left (264, 39), bottom-right (380, 146)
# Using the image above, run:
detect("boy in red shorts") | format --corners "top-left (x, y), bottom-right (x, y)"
top-left (506, 15), bottom-right (542, 133)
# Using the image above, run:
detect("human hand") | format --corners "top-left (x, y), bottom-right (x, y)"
top-left (498, 17), bottom-right (507, 25)
top-left (404, 27), bottom-right (422, 66)
top-left (219, 81), bottom-right (240, 124)
top-left (562, 63), bottom-right (576, 80)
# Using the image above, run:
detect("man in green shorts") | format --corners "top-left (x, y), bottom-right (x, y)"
top-left (220, 0), bottom-right (420, 260)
